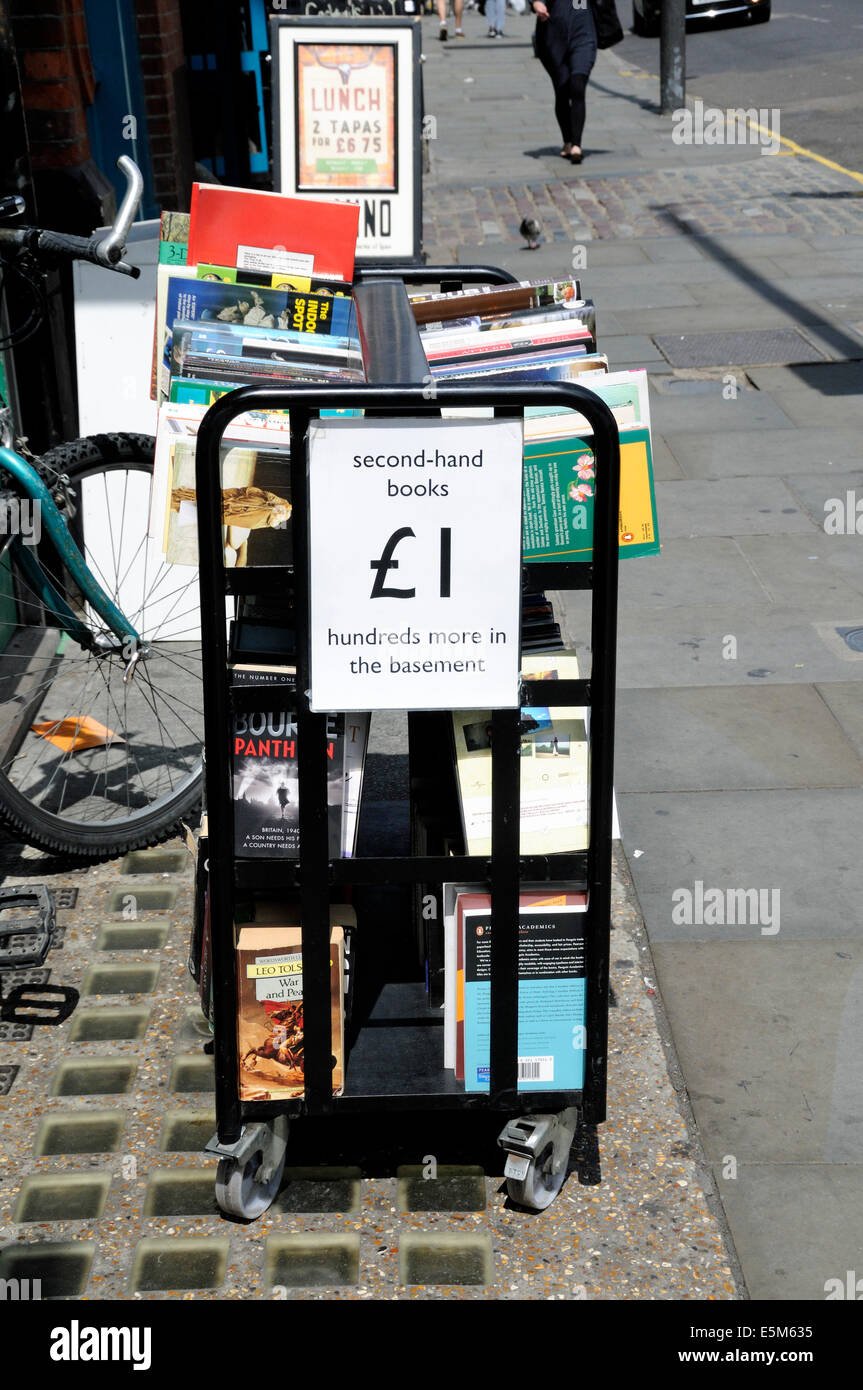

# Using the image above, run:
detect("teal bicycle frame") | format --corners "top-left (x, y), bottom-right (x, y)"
top-left (0, 443), bottom-right (141, 651)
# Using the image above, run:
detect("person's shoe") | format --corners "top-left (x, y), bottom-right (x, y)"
top-left (439, 21), bottom-right (448, 38)
top-left (569, 146), bottom-right (583, 164)
top-left (487, 25), bottom-right (497, 35)
top-left (455, 26), bottom-right (465, 35)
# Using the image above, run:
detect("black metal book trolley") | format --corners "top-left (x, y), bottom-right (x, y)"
top-left (195, 267), bottom-right (620, 1219)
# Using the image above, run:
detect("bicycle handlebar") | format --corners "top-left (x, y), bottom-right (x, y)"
top-left (0, 156), bottom-right (143, 279)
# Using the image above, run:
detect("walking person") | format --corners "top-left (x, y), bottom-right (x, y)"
top-left (486, 0), bottom-right (507, 37)
top-left (437, 0), bottom-right (465, 39)
top-left (531, 0), bottom-right (598, 163)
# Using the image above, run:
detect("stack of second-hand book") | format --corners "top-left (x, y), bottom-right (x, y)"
top-left (412, 278), bottom-right (607, 385)
top-left (152, 183), bottom-right (364, 405)
top-left (147, 184), bottom-right (365, 573)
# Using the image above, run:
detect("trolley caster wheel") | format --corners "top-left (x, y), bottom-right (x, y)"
top-left (505, 1145), bottom-right (567, 1211)
top-left (214, 1117), bottom-right (288, 1221)
top-left (498, 1109), bottom-right (578, 1213)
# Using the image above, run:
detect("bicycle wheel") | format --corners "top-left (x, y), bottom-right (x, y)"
top-left (0, 432), bottom-right (203, 858)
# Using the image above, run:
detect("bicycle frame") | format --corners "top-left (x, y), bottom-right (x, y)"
top-left (0, 442), bottom-right (141, 649)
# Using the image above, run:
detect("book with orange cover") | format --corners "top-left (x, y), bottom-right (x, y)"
top-left (187, 184), bottom-right (360, 285)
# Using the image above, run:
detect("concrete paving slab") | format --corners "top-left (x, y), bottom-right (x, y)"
top-left (615, 303), bottom-right (828, 335)
top-left (649, 940), bottom-right (863, 1165)
top-left (655, 476), bottom-right (815, 539)
top-left (663, 428), bottom-right (862, 479)
top-left (648, 391), bottom-right (796, 435)
top-left (735, 532), bottom-right (863, 606)
top-left (575, 242), bottom-right (652, 266)
top-left (716, 1164), bottom-right (863, 1302)
top-left (604, 334), bottom-right (666, 363)
top-left (745, 362), bottom-right (863, 394)
top-left (639, 239), bottom-right (711, 264)
top-left (582, 260), bottom-right (755, 289)
top-left (815, 682), bottom-right (863, 761)
top-left (799, 472), bottom-right (863, 552)
top-left (617, 538), bottom-right (766, 610)
top-left (614, 684), bottom-right (863, 793)
top-left (562, 592), bottom-right (863, 689)
top-left (758, 389), bottom-right (863, 429)
top-left (616, 788), bottom-right (863, 942)
top-left (589, 283), bottom-right (700, 311)
top-left (651, 435), bottom-right (684, 481)
top-left (689, 234), bottom-right (820, 261)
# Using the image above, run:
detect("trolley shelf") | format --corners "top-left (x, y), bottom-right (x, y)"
top-left (233, 855), bottom-right (590, 890)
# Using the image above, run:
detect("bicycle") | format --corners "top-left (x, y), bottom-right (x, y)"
top-left (0, 157), bottom-right (202, 859)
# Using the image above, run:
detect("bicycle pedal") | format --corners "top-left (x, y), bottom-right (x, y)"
top-left (0, 884), bottom-right (57, 968)
top-left (0, 983), bottom-right (79, 1025)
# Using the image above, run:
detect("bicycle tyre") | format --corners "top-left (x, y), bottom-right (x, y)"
top-left (0, 432), bottom-right (203, 859)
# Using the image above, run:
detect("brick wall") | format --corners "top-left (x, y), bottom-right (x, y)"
top-left (134, 0), bottom-right (193, 209)
top-left (11, 0), bottom-right (95, 172)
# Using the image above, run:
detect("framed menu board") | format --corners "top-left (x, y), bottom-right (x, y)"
top-left (272, 16), bottom-right (422, 264)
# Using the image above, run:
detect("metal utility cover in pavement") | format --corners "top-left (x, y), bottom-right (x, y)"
top-left (653, 329), bottom-right (827, 368)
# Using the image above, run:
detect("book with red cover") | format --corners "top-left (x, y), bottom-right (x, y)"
top-left (187, 184), bottom-right (360, 285)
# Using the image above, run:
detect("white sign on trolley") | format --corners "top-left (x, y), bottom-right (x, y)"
top-left (308, 418), bottom-right (524, 711)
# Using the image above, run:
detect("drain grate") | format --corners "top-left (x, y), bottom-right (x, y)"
top-left (653, 329), bottom-right (827, 369)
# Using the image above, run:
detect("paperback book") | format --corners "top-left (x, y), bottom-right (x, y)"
top-left (461, 899), bottom-right (588, 1092)
top-left (236, 919), bottom-right (346, 1102)
top-left (231, 710), bottom-right (344, 859)
top-left (451, 649), bottom-right (588, 858)
top-left (410, 278), bottom-right (583, 327)
top-left (187, 183), bottom-right (360, 285)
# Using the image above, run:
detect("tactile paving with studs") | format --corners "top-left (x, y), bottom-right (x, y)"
top-left (0, 840), bottom-right (740, 1300)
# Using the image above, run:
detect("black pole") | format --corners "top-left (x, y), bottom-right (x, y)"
top-left (660, 0), bottom-right (686, 115)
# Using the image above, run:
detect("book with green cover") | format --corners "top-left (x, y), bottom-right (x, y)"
top-left (522, 423), bottom-right (659, 563)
